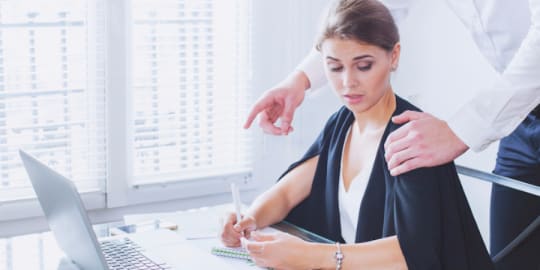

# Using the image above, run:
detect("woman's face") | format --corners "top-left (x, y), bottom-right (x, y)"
top-left (321, 38), bottom-right (399, 115)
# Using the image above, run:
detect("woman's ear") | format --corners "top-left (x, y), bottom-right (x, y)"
top-left (390, 42), bottom-right (401, 71)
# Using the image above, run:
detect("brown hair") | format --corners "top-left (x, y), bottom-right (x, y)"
top-left (316, 0), bottom-right (399, 52)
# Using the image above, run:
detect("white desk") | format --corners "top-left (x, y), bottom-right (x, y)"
top-left (0, 206), bottom-right (331, 270)
top-left (0, 224), bottom-right (113, 270)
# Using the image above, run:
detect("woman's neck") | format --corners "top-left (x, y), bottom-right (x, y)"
top-left (352, 90), bottom-right (396, 134)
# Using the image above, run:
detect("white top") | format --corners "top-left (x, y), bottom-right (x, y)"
top-left (297, 0), bottom-right (540, 151)
top-left (338, 127), bottom-right (374, 243)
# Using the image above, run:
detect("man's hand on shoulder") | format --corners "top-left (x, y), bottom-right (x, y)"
top-left (384, 111), bottom-right (469, 176)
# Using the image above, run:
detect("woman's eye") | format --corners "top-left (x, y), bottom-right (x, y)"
top-left (330, 66), bottom-right (343, 72)
top-left (357, 64), bottom-right (372, 71)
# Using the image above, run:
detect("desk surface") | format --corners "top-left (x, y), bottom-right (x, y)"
top-left (0, 209), bottom-right (330, 270)
top-left (0, 223), bottom-right (116, 270)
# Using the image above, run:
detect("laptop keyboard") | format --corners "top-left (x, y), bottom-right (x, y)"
top-left (100, 238), bottom-right (171, 270)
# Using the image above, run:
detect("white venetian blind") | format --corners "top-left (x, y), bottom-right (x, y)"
top-left (130, 0), bottom-right (252, 184)
top-left (0, 0), bottom-right (106, 201)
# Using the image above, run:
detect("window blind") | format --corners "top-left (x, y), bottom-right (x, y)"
top-left (0, 0), bottom-right (106, 201)
top-left (130, 0), bottom-right (253, 184)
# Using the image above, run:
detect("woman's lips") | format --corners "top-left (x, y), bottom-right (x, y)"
top-left (343, 94), bottom-right (364, 104)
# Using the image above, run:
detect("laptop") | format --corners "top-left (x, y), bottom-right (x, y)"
top-left (19, 150), bottom-right (237, 270)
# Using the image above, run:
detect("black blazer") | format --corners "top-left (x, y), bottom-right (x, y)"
top-left (280, 95), bottom-right (494, 269)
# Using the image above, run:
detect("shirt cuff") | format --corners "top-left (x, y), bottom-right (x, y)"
top-left (447, 110), bottom-right (494, 152)
top-left (295, 48), bottom-right (327, 93)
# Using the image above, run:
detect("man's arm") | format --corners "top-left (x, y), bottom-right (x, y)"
top-left (385, 0), bottom-right (540, 175)
top-left (448, 0), bottom-right (540, 151)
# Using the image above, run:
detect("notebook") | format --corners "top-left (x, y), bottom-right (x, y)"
top-left (211, 246), bottom-right (251, 261)
top-left (210, 226), bottom-right (284, 262)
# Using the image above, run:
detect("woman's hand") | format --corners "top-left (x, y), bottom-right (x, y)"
top-left (219, 212), bottom-right (257, 247)
top-left (244, 231), bottom-right (313, 270)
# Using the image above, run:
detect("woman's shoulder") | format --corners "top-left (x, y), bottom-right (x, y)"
top-left (386, 95), bottom-right (423, 133)
top-left (394, 95), bottom-right (422, 115)
top-left (395, 162), bottom-right (458, 184)
top-left (328, 106), bottom-right (353, 123)
top-left (322, 106), bottom-right (354, 133)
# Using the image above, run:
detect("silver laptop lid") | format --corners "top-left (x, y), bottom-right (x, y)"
top-left (19, 150), bottom-right (108, 270)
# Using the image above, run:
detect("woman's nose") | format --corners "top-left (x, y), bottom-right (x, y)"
top-left (342, 70), bottom-right (358, 89)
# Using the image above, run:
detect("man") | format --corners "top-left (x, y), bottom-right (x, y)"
top-left (244, 1), bottom-right (540, 269)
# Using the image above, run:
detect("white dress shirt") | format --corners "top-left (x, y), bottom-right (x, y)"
top-left (298, 0), bottom-right (540, 151)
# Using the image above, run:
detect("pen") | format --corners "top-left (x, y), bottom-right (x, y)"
top-left (230, 182), bottom-right (244, 236)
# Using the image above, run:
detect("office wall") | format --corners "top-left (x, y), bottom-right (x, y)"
top-left (251, 0), bottom-right (499, 247)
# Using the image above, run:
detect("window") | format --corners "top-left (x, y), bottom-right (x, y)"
top-left (0, 0), bottom-right (254, 218)
top-left (0, 0), bottom-right (106, 203)
top-left (129, 0), bottom-right (253, 185)
top-left (106, 0), bottom-right (254, 207)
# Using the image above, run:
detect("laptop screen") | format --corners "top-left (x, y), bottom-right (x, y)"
top-left (19, 150), bottom-right (108, 270)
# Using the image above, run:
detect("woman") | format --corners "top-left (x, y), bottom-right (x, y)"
top-left (221, 0), bottom-right (494, 269)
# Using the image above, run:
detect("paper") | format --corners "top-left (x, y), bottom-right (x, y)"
top-left (123, 203), bottom-right (242, 240)
top-left (123, 204), bottom-right (278, 270)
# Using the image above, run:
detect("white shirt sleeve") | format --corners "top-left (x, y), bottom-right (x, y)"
top-left (448, 0), bottom-right (540, 151)
top-left (296, 0), bottom-right (415, 91)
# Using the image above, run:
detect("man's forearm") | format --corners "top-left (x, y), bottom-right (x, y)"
top-left (448, 0), bottom-right (540, 151)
